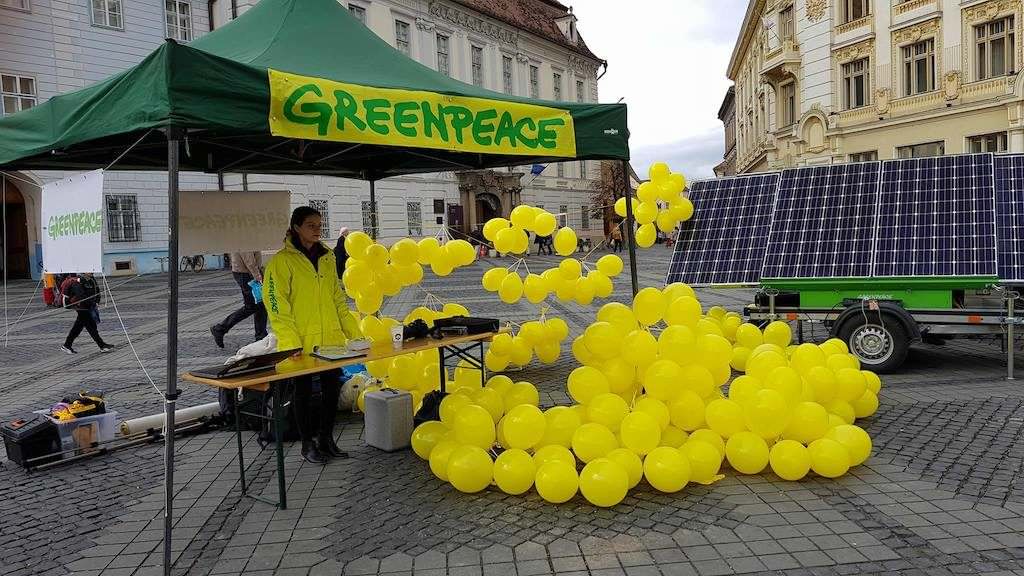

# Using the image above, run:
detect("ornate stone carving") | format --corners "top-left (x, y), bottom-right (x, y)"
top-left (963, 0), bottom-right (1016, 24)
top-left (415, 17), bottom-right (435, 31)
top-left (875, 88), bottom-right (891, 114)
top-left (806, 0), bottom-right (827, 22)
top-left (515, 52), bottom-right (529, 63)
top-left (568, 54), bottom-right (599, 75)
top-left (429, 1), bottom-right (519, 46)
top-left (893, 18), bottom-right (940, 44)
top-left (834, 39), bottom-right (875, 63)
top-left (944, 71), bottom-right (962, 101)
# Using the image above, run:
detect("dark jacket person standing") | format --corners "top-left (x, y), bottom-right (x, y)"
top-left (334, 227), bottom-right (349, 279)
top-left (264, 207), bottom-right (363, 464)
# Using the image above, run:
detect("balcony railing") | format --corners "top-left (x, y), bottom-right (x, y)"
top-left (893, 0), bottom-right (937, 18)
top-left (835, 15), bottom-right (872, 36)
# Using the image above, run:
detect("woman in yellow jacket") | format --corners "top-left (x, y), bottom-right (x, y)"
top-left (264, 206), bottom-right (363, 464)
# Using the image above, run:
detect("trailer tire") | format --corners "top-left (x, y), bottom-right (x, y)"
top-left (836, 315), bottom-right (909, 373)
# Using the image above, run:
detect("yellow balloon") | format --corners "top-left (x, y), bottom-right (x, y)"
top-left (671, 197), bottom-right (695, 222)
top-left (498, 273), bottom-right (524, 304)
top-left (584, 321), bottom-right (621, 358)
top-left (619, 411), bottom-right (661, 455)
top-left (727, 374), bottom-right (761, 406)
top-left (494, 227), bottom-right (518, 253)
top-left (597, 302), bottom-right (640, 333)
top-left (862, 370), bottom-right (882, 394)
top-left (587, 393), bottom-right (630, 431)
top-left (430, 254), bottom-right (455, 277)
top-left (355, 290), bottom-right (383, 315)
top-left (765, 366), bottom-right (803, 405)
top-left (588, 271), bottom-right (614, 299)
top-left (806, 366), bottom-right (837, 404)
top-left (633, 287), bottom-right (667, 326)
top-left (502, 404), bottom-right (546, 450)
top-left (825, 424), bottom-right (873, 466)
top-left (510, 205), bottom-right (538, 229)
top-left (572, 336), bottom-right (598, 366)
top-left (452, 404), bottom-right (495, 449)
top-left (472, 387), bottom-right (506, 422)
top-left (658, 325), bottom-right (697, 364)
top-left (596, 254), bottom-right (624, 277)
top-left (554, 227), bottom-right (578, 256)
top-left (643, 446), bottom-right (690, 493)
top-left (643, 360), bottom-right (683, 401)
top-left (668, 390), bottom-right (705, 431)
top-left (763, 321), bottom-right (792, 348)
top-left (636, 223), bottom-right (657, 248)
top-left (447, 240), bottom-right (476, 267)
top-left (827, 353), bottom-right (860, 372)
top-left (523, 273), bottom-right (550, 304)
top-left (746, 350), bottom-right (787, 381)
top-left (492, 448), bottom-right (536, 495)
top-left (634, 397), bottom-right (670, 430)
top-left (605, 448), bottom-right (643, 489)
top-left (835, 368), bottom-right (867, 403)
top-left (568, 366), bottom-right (611, 404)
top-left (681, 440), bottom-right (722, 484)
top-left (428, 439), bottom-right (459, 480)
top-left (687, 429), bottom-right (725, 457)
top-left (680, 364), bottom-right (715, 398)
top-left (389, 238), bottom-right (420, 266)
top-left (534, 212), bottom-right (557, 236)
top-left (705, 398), bottom-right (745, 438)
top-left (573, 276), bottom-right (597, 306)
top-left (783, 401), bottom-right (829, 444)
top-left (636, 181), bottom-right (659, 203)
top-left (660, 425), bottom-right (688, 447)
top-left (540, 406), bottom-right (582, 448)
top-left (731, 346), bottom-right (752, 371)
top-left (725, 431), bottom-right (769, 474)
top-left (503, 381), bottom-right (540, 411)
top-left (447, 445), bottom-right (493, 493)
top-left (663, 282), bottom-right (697, 303)
top-left (535, 341), bottom-right (561, 364)
top-left (744, 389), bottom-right (791, 440)
top-left (534, 444), bottom-right (576, 468)
top-left (411, 421), bottom-right (449, 460)
top-left (634, 201), bottom-right (658, 225)
top-left (665, 296), bottom-right (702, 328)
top-left (579, 458), bottom-right (629, 507)
top-left (827, 399), bottom-right (856, 424)
top-left (769, 439), bottom-right (811, 481)
top-left (344, 231), bottom-right (373, 260)
top-left (621, 329), bottom-right (658, 367)
top-left (808, 438), bottom-right (851, 478)
top-left (571, 422), bottom-right (618, 463)
top-left (490, 333), bottom-right (514, 357)
top-left (734, 324), bottom-right (763, 349)
top-left (656, 210), bottom-right (678, 233)
top-left (790, 343), bottom-right (826, 374)
top-left (851, 389), bottom-right (879, 418)
top-left (535, 461), bottom-right (579, 504)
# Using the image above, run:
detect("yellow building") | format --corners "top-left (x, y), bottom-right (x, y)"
top-left (724, 0), bottom-right (1024, 173)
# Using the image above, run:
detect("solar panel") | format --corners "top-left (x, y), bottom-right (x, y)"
top-left (762, 162), bottom-right (881, 279)
top-left (994, 154), bottom-right (1024, 283)
top-left (666, 173), bottom-right (780, 286)
top-left (873, 154), bottom-right (997, 278)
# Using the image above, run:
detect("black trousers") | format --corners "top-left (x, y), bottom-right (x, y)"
top-left (216, 272), bottom-right (268, 340)
top-left (65, 309), bottom-right (105, 348)
top-left (292, 369), bottom-right (341, 442)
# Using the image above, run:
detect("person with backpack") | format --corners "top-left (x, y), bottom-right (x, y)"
top-left (263, 206), bottom-right (365, 464)
top-left (61, 273), bottom-right (114, 354)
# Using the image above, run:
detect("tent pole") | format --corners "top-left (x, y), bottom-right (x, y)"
top-left (162, 127), bottom-right (183, 576)
top-left (621, 160), bottom-right (639, 297)
top-left (369, 179), bottom-right (378, 240)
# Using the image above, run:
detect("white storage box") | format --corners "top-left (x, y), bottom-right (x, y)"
top-left (33, 410), bottom-right (118, 454)
top-left (364, 390), bottom-right (412, 451)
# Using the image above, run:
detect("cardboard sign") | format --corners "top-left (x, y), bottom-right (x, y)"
top-left (178, 191), bottom-right (291, 255)
top-left (41, 170), bottom-right (104, 274)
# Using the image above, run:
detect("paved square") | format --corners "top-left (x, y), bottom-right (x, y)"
top-left (3, 247), bottom-right (1024, 576)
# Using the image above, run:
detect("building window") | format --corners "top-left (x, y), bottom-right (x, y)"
top-left (902, 39), bottom-right (935, 96)
top-left (407, 202), bottom-right (422, 236)
top-left (105, 195), bottom-right (139, 242)
top-left (361, 200), bottom-right (374, 234)
top-left (968, 132), bottom-right (1008, 152)
top-left (849, 150), bottom-right (878, 162)
top-left (395, 20), bottom-right (410, 55)
top-left (897, 141), bottom-right (944, 158)
top-left (843, 0), bottom-right (869, 23)
top-left (92, 0), bottom-right (123, 29)
top-left (780, 81), bottom-right (796, 126)
top-left (502, 55), bottom-right (513, 94)
top-left (976, 17), bottom-right (1015, 80)
top-left (576, 80), bottom-right (585, 102)
top-left (471, 46), bottom-right (483, 86)
top-left (165, 0), bottom-right (192, 41)
top-left (558, 204), bottom-right (568, 227)
top-left (529, 65), bottom-right (539, 98)
top-left (433, 198), bottom-right (445, 214)
top-left (308, 199), bottom-right (331, 238)
top-left (842, 58), bottom-right (870, 109)
top-left (0, 0), bottom-right (29, 10)
top-left (1, 74), bottom-right (36, 115)
top-left (580, 205), bottom-right (590, 230)
top-left (348, 4), bottom-right (365, 24)
top-left (552, 72), bottom-right (562, 100)
top-left (436, 34), bottom-right (450, 76)
top-left (780, 6), bottom-right (794, 41)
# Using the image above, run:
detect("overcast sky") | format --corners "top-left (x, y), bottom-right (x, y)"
top-left (570, 0), bottom-right (749, 180)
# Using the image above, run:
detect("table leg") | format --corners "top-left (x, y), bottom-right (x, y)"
top-left (273, 383), bottom-right (287, 510)
top-left (438, 348), bottom-right (447, 394)
top-left (233, 390), bottom-right (247, 494)
top-left (477, 342), bottom-right (485, 386)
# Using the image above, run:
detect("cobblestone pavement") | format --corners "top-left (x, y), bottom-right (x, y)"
top-left (3, 247), bottom-right (1024, 576)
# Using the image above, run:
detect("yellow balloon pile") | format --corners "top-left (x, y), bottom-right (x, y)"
top-left (615, 162), bottom-right (694, 248)
top-left (483, 205), bottom-right (578, 257)
top-left (342, 232), bottom-right (477, 314)
top-left (481, 254), bottom-right (625, 306)
top-left (484, 317), bottom-right (570, 371)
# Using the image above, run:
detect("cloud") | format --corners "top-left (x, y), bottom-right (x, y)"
top-left (630, 129), bottom-right (725, 180)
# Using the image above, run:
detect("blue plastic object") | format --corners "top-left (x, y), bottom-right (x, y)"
top-left (249, 280), bottom-right (263, 304)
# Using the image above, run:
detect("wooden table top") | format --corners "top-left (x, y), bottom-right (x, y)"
top-left (181, 330), bottom-right (499, 391)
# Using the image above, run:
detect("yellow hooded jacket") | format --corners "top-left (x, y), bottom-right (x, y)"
top-left (262, 238), bottom-right (362, 353)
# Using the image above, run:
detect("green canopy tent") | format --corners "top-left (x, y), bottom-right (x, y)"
top-left (0, 0), bottom-right (632, 573)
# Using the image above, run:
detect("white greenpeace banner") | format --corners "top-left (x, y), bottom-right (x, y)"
top-left (178, 191), bottom-right (291, 255)
top-left (41, 169), bottom-right (104, 274)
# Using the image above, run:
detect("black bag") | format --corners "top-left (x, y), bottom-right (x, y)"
top-left (432, 316), bottom-right (499, 336)
top-left (239, 386), bottom-right (301, 446)
top-left (414, 390), bottom-right (446, 427)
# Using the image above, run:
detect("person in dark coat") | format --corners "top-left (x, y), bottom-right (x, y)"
top-left (62, 273), bottom-right (114, 354)
top-left (334, 227), bottom-right (350, 279)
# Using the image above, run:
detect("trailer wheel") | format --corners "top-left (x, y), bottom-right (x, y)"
top-left (837, 316), bottom-right (909, 373)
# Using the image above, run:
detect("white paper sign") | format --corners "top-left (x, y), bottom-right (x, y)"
top-left (41, 170), bottom-right (104, 274)
top-left (178, 191), bottom-right (291, 255)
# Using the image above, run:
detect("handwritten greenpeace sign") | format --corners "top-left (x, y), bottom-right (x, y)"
top-left (268, 69), bottom-right (577, 158)
top-left (178, 191), bottom-right (291, 255)
top-left (42, 170), bottom-right (104, 274)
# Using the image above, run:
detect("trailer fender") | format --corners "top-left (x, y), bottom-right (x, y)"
top-left (829, 300), bottom-right (922, 343)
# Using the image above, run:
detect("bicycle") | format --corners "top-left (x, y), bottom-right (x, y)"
top-left (179, 255), bottom-right (205, 272)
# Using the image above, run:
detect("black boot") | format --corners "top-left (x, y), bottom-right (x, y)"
top-left (318, 435), bottom-right (349, 459)
top-left (301, 440), bottom-right (327, 465)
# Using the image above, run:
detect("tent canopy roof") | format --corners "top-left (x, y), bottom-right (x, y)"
top-left (0, 0), bottom-right (628, 178)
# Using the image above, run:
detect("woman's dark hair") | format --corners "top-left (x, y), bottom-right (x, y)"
top-left (288, 206), bottom-right (321, 235)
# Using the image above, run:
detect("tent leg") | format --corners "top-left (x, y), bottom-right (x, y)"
top-left (163, 127), bottom-right (184, 576)
top-left (621, 160), bottom-right (639, 297)
top-left (369, 180), bottom-right (378, 240)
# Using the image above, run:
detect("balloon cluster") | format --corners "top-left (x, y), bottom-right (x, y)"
top-left (409, 283), bottom-right (880, 508)
top-left (342, 232), bottom-right (477, 314)
top-left (483, 206), bottom-right (577, 257)
top-left (483, 317), bottom-right (570, 371)
top-left (615, 162), bottom-right (694, 248)
top-left (481, 254), bottom-right (625, 306)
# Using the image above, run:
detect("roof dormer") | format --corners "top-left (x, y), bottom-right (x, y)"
top-left (555, 6), bottom-right (578, 44)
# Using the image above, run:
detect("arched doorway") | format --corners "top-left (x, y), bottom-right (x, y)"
top-left (476, 193), bottom-right (501, 230)
top-left (2, 179), bottom-right (30, 279)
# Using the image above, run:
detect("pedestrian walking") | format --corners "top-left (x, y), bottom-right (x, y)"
top-left (61, 273), bottom-right (114, 354)
top-left (210, 251), bottom-right (267, 348)
top-left (264, 206), bottom-right (364, 464)
top-left (334, 226), bottom-right (350, 279)
top-left (611, 226), bottom-right (623, 253)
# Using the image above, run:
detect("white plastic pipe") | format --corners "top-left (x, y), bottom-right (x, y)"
top-left (119, 402), bottom-right (222, 436)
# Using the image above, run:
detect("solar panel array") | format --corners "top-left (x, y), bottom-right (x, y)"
top-left (874, 154), bottom-right (996, 277)
top-left (666, 173), bottom-right (779, 286)
top-left (762, 162), bottom-right (880, 279)
top-left (667, 152), bottom-right (1016, 287)
top-left (995, 154), bottom-right (1024, 282)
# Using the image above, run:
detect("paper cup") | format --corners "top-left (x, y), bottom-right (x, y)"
top-left (390, 325), bottom-right (404, 349)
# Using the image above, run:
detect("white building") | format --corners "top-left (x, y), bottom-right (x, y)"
top-left (0, 0), bottom-right (608, 279)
